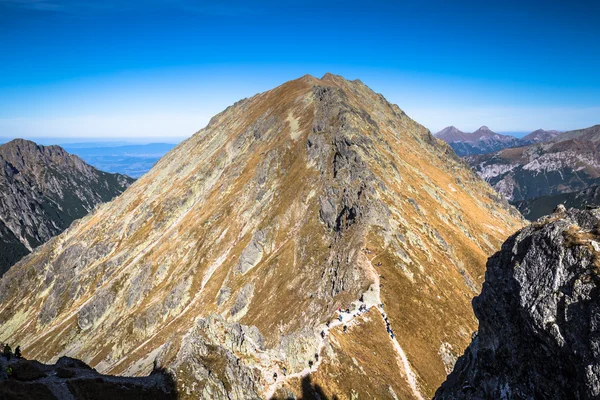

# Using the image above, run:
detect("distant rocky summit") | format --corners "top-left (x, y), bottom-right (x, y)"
top-left (520, 128), bottom-right (561, 145)
top-left (0, 139), bottom-right (134, 275)
top-left (435, 207), bottom-right (600, 399)
top-left (436, 126), bottom-right (561, 157)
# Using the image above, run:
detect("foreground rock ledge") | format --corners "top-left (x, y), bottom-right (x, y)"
top-left (435, 207), bottom-right (600, 399)
top-left (0, 355), bottom-right (175, 400)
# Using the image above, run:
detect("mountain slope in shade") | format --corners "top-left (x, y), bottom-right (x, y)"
top-left (435, 126), bottom-right (520, 156)
top-left (435, 208), bottom-right (600, 399)
top-left (0, 74), bottom-right (524, 399)
top-left (0, 139), bottom-right (134, 276)
top-left (469, 124), bottom-right (600, 202)
top-left (513, 185), bottom-right (600, 221)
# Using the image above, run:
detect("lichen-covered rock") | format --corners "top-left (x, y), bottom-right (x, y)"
top-left (236, 230), bottom-right (267, 275)
top-left (435, 207), bottom-right (600, 400)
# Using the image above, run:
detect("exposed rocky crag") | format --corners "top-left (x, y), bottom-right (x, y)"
top-left (0, 354), bottom-right (175, 399)
top-left (0, 74), bottom-right (524, 399)
top-left (435, 207), bottom-right (600, 399)
top-left (469, 124), bottom-right (600, 203)
top-left (0, 139), bottom-right (133, 275)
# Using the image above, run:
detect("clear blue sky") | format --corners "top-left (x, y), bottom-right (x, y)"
top-left (1, 0), bottom-right (599, 141)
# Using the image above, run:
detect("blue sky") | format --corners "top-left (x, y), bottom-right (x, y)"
top-left (1, 0), bottom-right (599, 141)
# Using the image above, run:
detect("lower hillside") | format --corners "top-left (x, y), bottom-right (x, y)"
top-left (435, 206), bottom-right (600, 399)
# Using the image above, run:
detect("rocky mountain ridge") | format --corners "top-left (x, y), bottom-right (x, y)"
top-left (435, 207), bottom-right (600, 399)
top-left (0, 139), bottom-right (134, 276)
top-left (0, 74), bottom-right (524, 399)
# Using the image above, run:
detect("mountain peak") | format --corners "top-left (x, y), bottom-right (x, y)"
top-left (475, 125), bottom-right (493, 132)
top-left (291, 73), bottom-right (352, 86)
top-left (321, 72), bottom-right (340, 80)
top-left (520, 128), bottom-right (562, 144)
top-left (435, 126), bottom-right (469, 141)
top-left (0, 76), bottom-right (524, 398)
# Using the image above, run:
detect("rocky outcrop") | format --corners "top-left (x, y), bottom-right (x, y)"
top-left (0, 139), bottom-right (134, 275)
top-left (0, 74), bottom-right (524, 399)
top-left (435, 207), bottom-right (600, 399)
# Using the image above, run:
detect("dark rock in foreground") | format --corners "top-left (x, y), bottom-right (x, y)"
top-left (0, 355), bottom-right (176, 400)
top-left (435, 207), bottom-right (600, 399)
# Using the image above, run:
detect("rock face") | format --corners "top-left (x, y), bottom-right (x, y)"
top-left (469, 124), bottom-right (600, 203)
top-left (0, 74), bottom-right (524, 399)
top-left (435, 207), bottom-right (600, 399)
top-left (0, 354), bottom-right (175, 399)
top-left (0, 139), bottom-right (134, 276)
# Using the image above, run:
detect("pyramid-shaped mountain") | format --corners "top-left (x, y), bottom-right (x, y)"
top-left (0, 74), bottom-right (524, 399)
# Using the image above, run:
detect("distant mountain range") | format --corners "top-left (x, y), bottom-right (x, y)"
top-left (435, 126), bottom-right (561, 156)
top-left (0, 139), bottom-right (134, 275)
top-left (468, 124), bottom-right (600, 219)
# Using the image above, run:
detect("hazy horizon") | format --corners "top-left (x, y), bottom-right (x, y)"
top-left (0, 126), bottom-right (542, 147)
